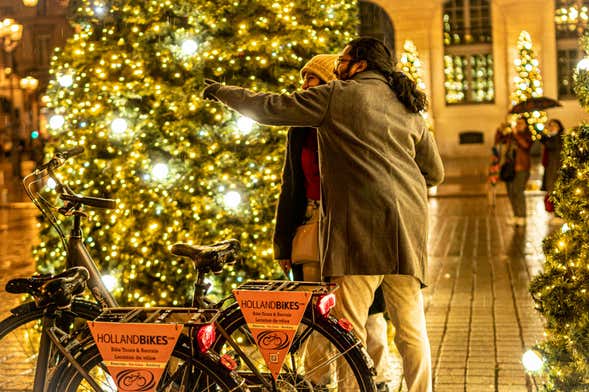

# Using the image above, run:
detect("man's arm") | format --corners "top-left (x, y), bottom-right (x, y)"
top-left (206, 83), bottom-right (333, 128)
top-left (415, 127), bottom-right (445, 187)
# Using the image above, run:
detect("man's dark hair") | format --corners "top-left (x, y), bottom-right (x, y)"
top-left (346, 37), bottom-right (427, 114)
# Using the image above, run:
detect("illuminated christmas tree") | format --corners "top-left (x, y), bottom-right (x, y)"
top-left (399, 40), bottom-right (426, 92)
top-left (510, 30), bottom-right (546, 135)
top-left (399, 39), bottom-right (432, 128)
top-left (528, 36), bottom-right (589, 392)
top-left (36, 0), bottom-right (358, 305)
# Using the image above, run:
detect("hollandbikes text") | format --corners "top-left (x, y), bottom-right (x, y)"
top-left (95, 333), bottom-right (169, 345)
top-left (240, 300), bottom-right (301, 310)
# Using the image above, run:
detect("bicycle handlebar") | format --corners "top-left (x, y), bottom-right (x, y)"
top-left (36, 146), bottom-right (85, 172)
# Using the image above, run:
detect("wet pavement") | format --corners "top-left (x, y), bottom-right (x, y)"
top-left (0, 157), bottom-right (551, 391)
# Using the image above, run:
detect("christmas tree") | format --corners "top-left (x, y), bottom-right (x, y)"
top-left (510, 30), bottom-right (546, 136)
top-left (36, 0), bottom-right (358, 306)
top-left (528, 35), bottom-right (589, 392)
top-left (399, 40), bottom-right (426, 92)
top-left (399, 39), bottom-right (432, 128)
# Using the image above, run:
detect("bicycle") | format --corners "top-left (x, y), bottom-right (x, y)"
top-left (1, 148), bottom-right (377, 391)
top-left (1, 148), bottom-right (246, 391)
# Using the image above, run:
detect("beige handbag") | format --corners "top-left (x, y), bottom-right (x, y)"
top-left (291, 201), bottom-right (320, 264)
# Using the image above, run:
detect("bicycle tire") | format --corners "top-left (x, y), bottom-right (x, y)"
top-left (49, 335), bottom-right (247, 392)
top-left (215, 303), bottom-right (377, 391)
top-left (0, 299), bottom-right (101, 390)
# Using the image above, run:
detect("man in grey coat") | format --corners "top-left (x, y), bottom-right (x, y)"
top-left (204, 37), bottom-right (444, 391)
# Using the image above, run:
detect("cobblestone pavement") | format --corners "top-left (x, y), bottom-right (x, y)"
top-left (0, 158), bottom-right (551, 391)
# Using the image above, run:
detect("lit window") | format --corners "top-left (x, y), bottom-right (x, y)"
top-left (443, 0), bottom-right (494, 104)
top-left (554, 0), bottom-right (589, 99)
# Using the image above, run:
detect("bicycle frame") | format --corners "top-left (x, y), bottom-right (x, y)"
top-left (66, 213), bottom-right (117, 308)
top-left (33, 308), bottom-right (103, 392)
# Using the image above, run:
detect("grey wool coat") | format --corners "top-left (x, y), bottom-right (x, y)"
top-left (207, 71), bottom-right (445, 286)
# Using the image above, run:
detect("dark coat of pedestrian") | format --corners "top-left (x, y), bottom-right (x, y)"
top-left (541, 119), bottom-right (564, 213)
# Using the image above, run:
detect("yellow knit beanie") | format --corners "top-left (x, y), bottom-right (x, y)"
top-left (300, 54), bottom-right (338, 83)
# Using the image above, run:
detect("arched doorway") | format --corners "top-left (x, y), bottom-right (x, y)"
top-left (358, 0), bottom-right (395, 54)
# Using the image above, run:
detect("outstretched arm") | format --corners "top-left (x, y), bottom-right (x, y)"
top-left (205, 82), bottom-right (333, 128)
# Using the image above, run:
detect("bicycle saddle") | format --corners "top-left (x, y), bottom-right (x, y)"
top-left (5, 266), bottom-right (89, 308)
top-left (171, 239), bottom-right (241, 274)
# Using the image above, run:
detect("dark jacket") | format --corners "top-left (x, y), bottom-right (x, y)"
top-left (273, 127), bottom-right (314, 260)
top-left (541, 133), bottom-right (563, 193)
top-left (209, 71), bottom-right (445, 285)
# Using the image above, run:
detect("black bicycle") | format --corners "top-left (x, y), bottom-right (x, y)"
top-left (1, 148), bottom-right (377, 391)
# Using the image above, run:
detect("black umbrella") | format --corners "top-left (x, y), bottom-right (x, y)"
top-left (509, 96), bottom-right (562, 114)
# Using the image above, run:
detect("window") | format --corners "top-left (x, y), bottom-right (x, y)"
top-left (554, 0), bottom-right (589, 99)
top-left (443, 0), bottom-right (494, 104)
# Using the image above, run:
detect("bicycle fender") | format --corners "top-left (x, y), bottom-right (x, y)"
top-left (9, 298), bottom-right (101, 317)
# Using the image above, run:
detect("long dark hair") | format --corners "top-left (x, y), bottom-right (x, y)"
top-left (346, 37), bottom-right (427, 113)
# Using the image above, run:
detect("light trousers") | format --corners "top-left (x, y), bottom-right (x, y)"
top-left (506, 170), bottom-right (530, 218)
top-left (298, 263), bottom-right (393, 385)
top-left (331, 274), bottom-right (432, 392)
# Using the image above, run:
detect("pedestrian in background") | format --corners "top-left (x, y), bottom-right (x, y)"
top-left (204, 36), bottom-right (445, 392)
top-left (495, 116), bottom-right (532, 226)
top-left (541, 118), bottom-right (564, 223)
top-left (273, 53), bottom-right (394, 390)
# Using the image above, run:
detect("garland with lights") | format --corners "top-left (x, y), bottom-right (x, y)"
top-left (528, 34), bottom-right (589, 391)
top-left (36, 0), bottom-right (358, 306)
top-left (510, 31), bottom-right (547, 136)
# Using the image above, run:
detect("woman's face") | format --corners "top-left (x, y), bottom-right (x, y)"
top-left (546, 120), bottom-right (560, 136)
top-left (515, 118), bottom-right (527, 132)
top-left (302, 73), bottom-right (322, 90)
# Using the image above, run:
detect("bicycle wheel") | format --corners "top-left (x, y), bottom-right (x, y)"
top-left (49, 335), bottom-right (247, 392)
top-left (0, 299), bottom-right (101, 391)
top-left (215, 304), bottom-right (377, 392)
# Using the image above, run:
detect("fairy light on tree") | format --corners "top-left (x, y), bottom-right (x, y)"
top-left (528, 33), bottom-right (589, 392)
top-left (35, 0), bottom-right (358, 305)
top-left (510, 31), bottom-right (546, 136)
top-left (399, 39), bottom-right (433, 129)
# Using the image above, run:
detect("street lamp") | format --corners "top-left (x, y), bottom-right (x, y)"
top-left (20, 75), bottom-right (40, 133)
top-left (1, 18), bottom-right (23, 177)
top-left (20, 76), bottom-right (39, 92)
top-left (22, 0), bottom-right (40, 6)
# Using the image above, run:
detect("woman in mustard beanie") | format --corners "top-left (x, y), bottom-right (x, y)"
top-left (273, 54), bottom-right (393, 391)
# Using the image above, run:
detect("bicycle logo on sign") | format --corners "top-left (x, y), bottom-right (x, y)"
top-left (256, 330), bottom-right (290, 350)
top-left (116, 368), bottom-right (156, 392)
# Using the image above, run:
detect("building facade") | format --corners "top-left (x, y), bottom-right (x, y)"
top-left (375, 0), bottom-right (588, 157)
top-left (0, 0), bottom-right (70, 155)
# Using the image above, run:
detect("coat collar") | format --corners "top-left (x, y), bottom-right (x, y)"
top-left (351, 70), bottom-right (388, 83)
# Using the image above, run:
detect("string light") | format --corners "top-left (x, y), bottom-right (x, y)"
top-left (151, 163), bottom-right (169, 181)
top-left (223, 191), bottom-right (242, 209)
top-left (49, 114), bottom-right (65, 129)
top-left (57, 73), bottom-right (74, 88)
top-left (236, 116), bottom-right (255, 134)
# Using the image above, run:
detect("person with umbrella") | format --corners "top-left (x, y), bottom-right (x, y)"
top-left (495, 116), bottom-right (533, 226)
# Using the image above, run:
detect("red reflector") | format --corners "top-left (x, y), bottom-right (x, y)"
top-left (338, 318), bottom-right (353, 332)
top-left (220, 354), bottom-right (237, 370)
top-left (316, 293), bottom-right (336, 317)
top-left (197, 324), bottom-right (216, 353)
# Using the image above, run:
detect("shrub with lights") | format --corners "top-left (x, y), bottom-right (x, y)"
top-left (528, 34), bottom-right (589, 392)
top-left (36, 0), bottom-right (358, 306)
